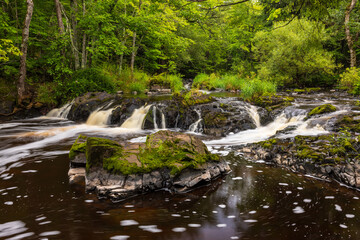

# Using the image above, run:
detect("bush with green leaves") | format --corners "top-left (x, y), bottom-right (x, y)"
top-left (339, 67), bottom-right (360, 94)
top-left (254, 19), bottom-right (337, 87)
top-left (57, 68), bottom-right (116, 101)
top-left (241, 78), bottom-right (277, 99)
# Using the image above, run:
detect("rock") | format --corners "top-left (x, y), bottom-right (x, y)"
top-left (307, 104), bottom-right (337, 118)
top-left (68, 168), bottom-right (85, 184)
top-left (67, 92), bottom-right (114, 122)
top-left (68, 130), bottom-right (230, 201)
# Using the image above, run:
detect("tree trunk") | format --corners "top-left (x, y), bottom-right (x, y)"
top-left (130, 31), bottom-right (137, 77)
top-left (130, 0), bottom-right (142, 77)
top-left (54, 0), bottom-right (64, 34)
top-left (18, 0), bottom-right (34, 103)
top-left (345, 0), bottom-right (357, 68)
top-left (71, 0), bottom-right (80, 70)
top-left (81, 0), bottom-right (87, 68)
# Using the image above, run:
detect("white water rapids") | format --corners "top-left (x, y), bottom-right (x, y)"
top-left (0, 96), bottom-right (352, 173)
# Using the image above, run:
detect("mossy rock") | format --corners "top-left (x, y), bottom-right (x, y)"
top-left (335, 115), bottom-right (360, 133)
top-left (250, 95), bottom-right (294, 111)
top-left (203, 111), bottom-right (229, 128)
top-left (307, 104), bottom-right (336, 118)
top-left (69, 135), bottom-right (88, 160)
top-left (74, 130), bottom-right (220, 176)
top-left (260, 138), bottom-right (278, 149)
top-left (174, 90), bottom-right (214, 107)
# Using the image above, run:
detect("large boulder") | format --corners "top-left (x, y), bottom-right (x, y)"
top-left (68, 130), bottom-right (230, 201)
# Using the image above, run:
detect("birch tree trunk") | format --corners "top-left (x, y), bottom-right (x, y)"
top-left (18, 0), bottom-right (34, 103)
top-left (345, 0), bottom-right (357, 68)
top-left (54, 0), bottom-right (64, 34)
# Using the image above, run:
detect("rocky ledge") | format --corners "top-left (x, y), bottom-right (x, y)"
top-left (238, 133), bottom-right (360, 189)
top-left (68, 130), bottom-right (230, 201)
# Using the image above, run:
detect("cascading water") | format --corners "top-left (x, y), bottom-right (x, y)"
top-left (188, 109), bottom-right (203, 133)
top-left (46, 100), bottom-right (74, 118)
top-left (120, 105), bottom-right (152, 130)
top-left (244, 104), bottom-right (261, 128)
top-left (153, 106), bottom-right (159, 130)
top-left (205, 105), bottom-right (331, 146)
top-left (86, 108), bottom-right (115, 126)
top-left (161, 110), bottom-right (166, 129)
top-left (153, 105), bottom-right (166, 130)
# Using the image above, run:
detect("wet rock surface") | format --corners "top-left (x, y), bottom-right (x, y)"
top-left (68, 130), bottom-right (230, 201)
top-left (237, 133), bottom-right (360, 189)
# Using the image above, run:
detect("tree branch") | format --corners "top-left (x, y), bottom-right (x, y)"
top-left (273, 0), bottom-right (306, 30)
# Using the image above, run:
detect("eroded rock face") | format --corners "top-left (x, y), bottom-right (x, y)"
top-left (68, 131), bottom-right (230, 201)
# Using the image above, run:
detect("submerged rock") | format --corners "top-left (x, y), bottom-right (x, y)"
top-left (68, 130), bottom-right (230, 201)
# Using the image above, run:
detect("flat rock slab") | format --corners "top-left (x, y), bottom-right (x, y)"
top-left (85, 160), bottom-right (230, 201)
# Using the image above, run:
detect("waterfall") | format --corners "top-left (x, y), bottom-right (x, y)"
top-left (86, 108), bottom-right (114, 126)
top-left (46, 100), bottom-right (74, 119)
top-left (153, 106), bottom-right (159, 130)
top-left (153, 105), bottom-right (166, 130)
top-left (120, 105), bottom-right (152, 130)
top-left (245, 104), bottom-right (261, 128)
top-left (161, 110), bottom-right (166, 129)
top-left (189, 109), bottom-right (203, 133)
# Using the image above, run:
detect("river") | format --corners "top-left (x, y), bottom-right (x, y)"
top-left (0, 92), bottom-right (359, 239)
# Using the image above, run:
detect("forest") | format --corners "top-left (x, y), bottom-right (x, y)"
top-left (0, 0), bottom-right (359, 109)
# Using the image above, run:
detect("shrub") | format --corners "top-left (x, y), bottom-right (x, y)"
top-left (58, 68), bottom-right (116, 101)
top-left (339, 67), bottom-right (360, 94)
top-left (241, 79), bottom-right (277, 99)
top-left (35, 82), bottom-right (58, 105)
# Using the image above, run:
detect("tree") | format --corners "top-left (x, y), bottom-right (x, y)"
top-left (18, 0), bottom-right (33, 103)
top-left (254, 19), bottom-right (337, 87)
top-left (345, 0), bottom-right (357, 68)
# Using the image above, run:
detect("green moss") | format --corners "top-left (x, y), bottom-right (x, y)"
top-left (140, 131), bottom-right (219, 175)
top-left (80, 131), bottom-right (219, 176)
top-left (86, 137), bottom-right (124, 171)
top-left (250, 95), bottom-right (294, 111)
top-left (307, 104), bottom-right (336, 117)
top-left (203, 112), bottom-right (228, 127)
top-left (294, 88), bottom-right (321, 93)
top-left (174, 90), bottom-right (214, 107)
top-left (261, 138), bottom-right (278, 149)
top-left (296, 147), bottom-right (324, 161)
top-left (69, 135), bottom-right (88, 160)
top-left (294, 89), bottom-right (306, 93)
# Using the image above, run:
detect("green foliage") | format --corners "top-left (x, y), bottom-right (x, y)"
top-left (150, 73), bottom-right (184, 93)
top-left (307, 104), bottom-right (337, 117)
top-left (339, 67), bottom-right (360, 94)
top-left (254, 19), bottom-right (337, 87)
top-left (35, 82), bottom-right (58, 105)
top-left (241, 78), bottom-right (277, 99)
top-left (0, 39), bottom-right (21, 63)
top-left (58, 68), bottom-right (116, 101)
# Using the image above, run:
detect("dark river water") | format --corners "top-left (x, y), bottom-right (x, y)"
top-left (1, 94), bottom-right (360, 240)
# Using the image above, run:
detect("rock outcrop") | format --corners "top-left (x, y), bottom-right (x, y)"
top-left (237, 134), bottom-right (360, 189)
top-left (68, 130), bottom-right (230, 201)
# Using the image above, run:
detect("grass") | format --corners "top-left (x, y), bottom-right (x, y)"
top-left (192, 73), bottom-right (277, 99)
